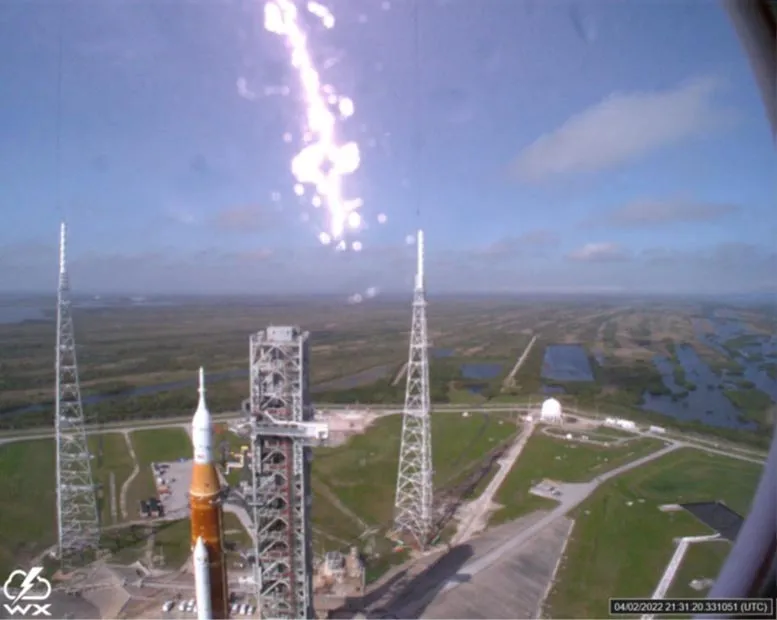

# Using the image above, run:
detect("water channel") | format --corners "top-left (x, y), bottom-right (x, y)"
top-left (643, 310), bottom-right (776, 430)
top-left (541, 344), bottom-right (595, 382)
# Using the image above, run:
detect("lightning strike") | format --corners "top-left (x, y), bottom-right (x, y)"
top-left (264, 0), bottom-right (363, 244)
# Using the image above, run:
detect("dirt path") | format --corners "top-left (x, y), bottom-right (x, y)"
top-left (109, 471), bottom-right (117, 524)
top-left (503, 334), bottom-right (538, 390)
top-left (451, 420), bottom-right (536, 545)
top-left (392, 361), bottom-right (408, 386)
top-left (120, 431), bottom-right (140, 520)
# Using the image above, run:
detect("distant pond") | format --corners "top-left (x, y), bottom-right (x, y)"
top-left (541, 344), bottom-right (594, 382)
top-left (642, 307), bottom-right (777, 431)
top-left (460, 363), bottom-right (503, 380)
top-left (643, 346), bottom-right (753, 430)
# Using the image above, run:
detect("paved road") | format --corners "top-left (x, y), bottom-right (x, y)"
top-left (452, 421), bottom-right (536, 545)
top-left (503, 334), bottom-right (538, 389)
top-left (1, 405), bottom-right (766, 466)
top-left (437, 442), bottom-right (682, 596)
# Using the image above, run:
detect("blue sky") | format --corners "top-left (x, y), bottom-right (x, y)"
top-left (0, 0), bottom-right (774, 296)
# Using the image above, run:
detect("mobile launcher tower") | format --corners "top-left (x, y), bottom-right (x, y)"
top-left (247, 326), bottom-right (328, 619)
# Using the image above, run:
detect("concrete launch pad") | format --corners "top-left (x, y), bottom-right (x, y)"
top-left (155, 460), bottom-right (193, 518)
top-left (422, 516), bottom-right (574, 619)
top-left (354, 510), bottom-right (574, 619)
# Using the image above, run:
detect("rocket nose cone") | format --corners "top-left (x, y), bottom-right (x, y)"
top-left (194, 537), bottom-right (209, 562)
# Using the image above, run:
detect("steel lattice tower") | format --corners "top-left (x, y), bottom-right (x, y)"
top-left (54, 222), bottom-right (100, 566)
top-left (393, 229), bottom-right (433, 549)
top-left (247, 326), bottom-right (327, 619)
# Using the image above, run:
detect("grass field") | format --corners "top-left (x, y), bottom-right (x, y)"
top-left (0, 427), bottom-right (197, 574)
top-left (589, 425), bottom-right (637, 439)
top-left (0, 408), bottom-right (517, 579)
top-left (101, 512), bottom-right (251, 570)
top-left (667, 540), bottom-right (731, 599)
top-left (89, 433), bottom-right (135, 526)
top-left (491, 431), bottom-right (667, 525)
top-left (546, 448), bottom-right (762, 618)
top-left (307, 411), bottom-right (518, 580)
top-left (126, 427), bottom-right (191, 512)
top-left (313, 412), bottom-right (517, 530)
top-left (0, 439), bottom-right (56, 576)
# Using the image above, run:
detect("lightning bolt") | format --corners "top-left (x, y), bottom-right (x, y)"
top-left (264, 0), bottom-right (363, 249)
top-left (12, 567), bottom-right (43, 605)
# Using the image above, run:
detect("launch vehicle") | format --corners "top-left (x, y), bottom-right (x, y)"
top-left (190, 367), bottom-right (229, 619)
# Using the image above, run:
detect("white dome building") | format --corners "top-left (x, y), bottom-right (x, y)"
top-left (540, 397), bottom-right (563, 424)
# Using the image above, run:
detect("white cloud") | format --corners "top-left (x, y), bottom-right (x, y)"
top-left (596, 199), bottom-right (740, 227)
top-left (0, 239), bottom-right (773, 296)
top-left (212, 204), bottom-right (278, 232)
top-left (510, 76), bottom-right (730, 182)
top-left (568, 242), bottom-right (630, 262)
top-left (236, 77), bottom-right (258, 101)
top-left (165, 206), bottom-right (199, 226)
top-left (477, 229), bottom-right (560, 257)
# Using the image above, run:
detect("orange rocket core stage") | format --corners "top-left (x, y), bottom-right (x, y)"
top-left (190, 463), bottom-right (229, 619)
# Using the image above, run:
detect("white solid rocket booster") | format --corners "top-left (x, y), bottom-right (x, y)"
top-left (193, 537), bottom-right (213, 620)
top-left (191, 367), bottom-right (212, 465)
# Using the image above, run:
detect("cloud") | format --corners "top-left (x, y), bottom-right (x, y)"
top-left (645, 242), bottom-right (776, 272)
top-left (211, 205), bottom-right (277, 233)
top-left (236, 77), bottom-right (258, 101)
top-left (1, 237), bottom-right (773, 296)
top-left (510, 76), bottom-right (730, 182)
top-left (594, 199), bottom-right (740, 228)
top-left (640, 242), bottom-right (777, 292)
top-left (478, 229), bottom-right (560, 257)
top-left (568, 242), bottom-right (630, 262)
top-left (165, 206), bottom-right (199, 226)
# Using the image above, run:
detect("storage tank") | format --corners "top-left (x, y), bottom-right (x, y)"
top-left (540, 398), bottom-right (563, 423)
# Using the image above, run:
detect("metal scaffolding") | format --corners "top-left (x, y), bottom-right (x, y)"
top-left (54, 222), bottom-right (100, 566)
top-left (247, 326), bottom-right (328, 619)
top-left (393, 229), bottom-right (434, 549)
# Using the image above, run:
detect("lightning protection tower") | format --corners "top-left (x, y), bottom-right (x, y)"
top-left (247, 326), bottom-right (328, 619)
top-left (393, 229), bottom-right (433, 549)
top-left (55, 222), bottom-right (100, 566)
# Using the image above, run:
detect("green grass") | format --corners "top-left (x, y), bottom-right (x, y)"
top-left (0, 439), bottom-right (56, 576)
top-left (127, 428), bottom-right (191, 512)
top-left (491, 432), bottom-right (666, 525)
top-left (447, 386), bottom-right (488, 404)
top-left (666, 540), bottom-right (731, 599)
top-left (310, 485), bottom-right (366, 554)
top-left (89, 433), bottom-right (135, 526)
top-left (131, 427), bottom-right (192, 463)
top-left (223, 511), bottom-right (252, 549)
top-left (310, 411), bottom-right (517, 582)
top-left (589, 425), bottom-right (636, 439)
top-left (101, 519), bottom-right (192, 568)
top-left (723, 388), bottom-right (774, 425)
top-left (313, 412), bottom-right (517, 530)
top-left (546, 448), bottom-right (761, 618)
top-left (0, 431), bottom-right (173, 574)
top-left (101, 512), bottom-right (251, 570)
